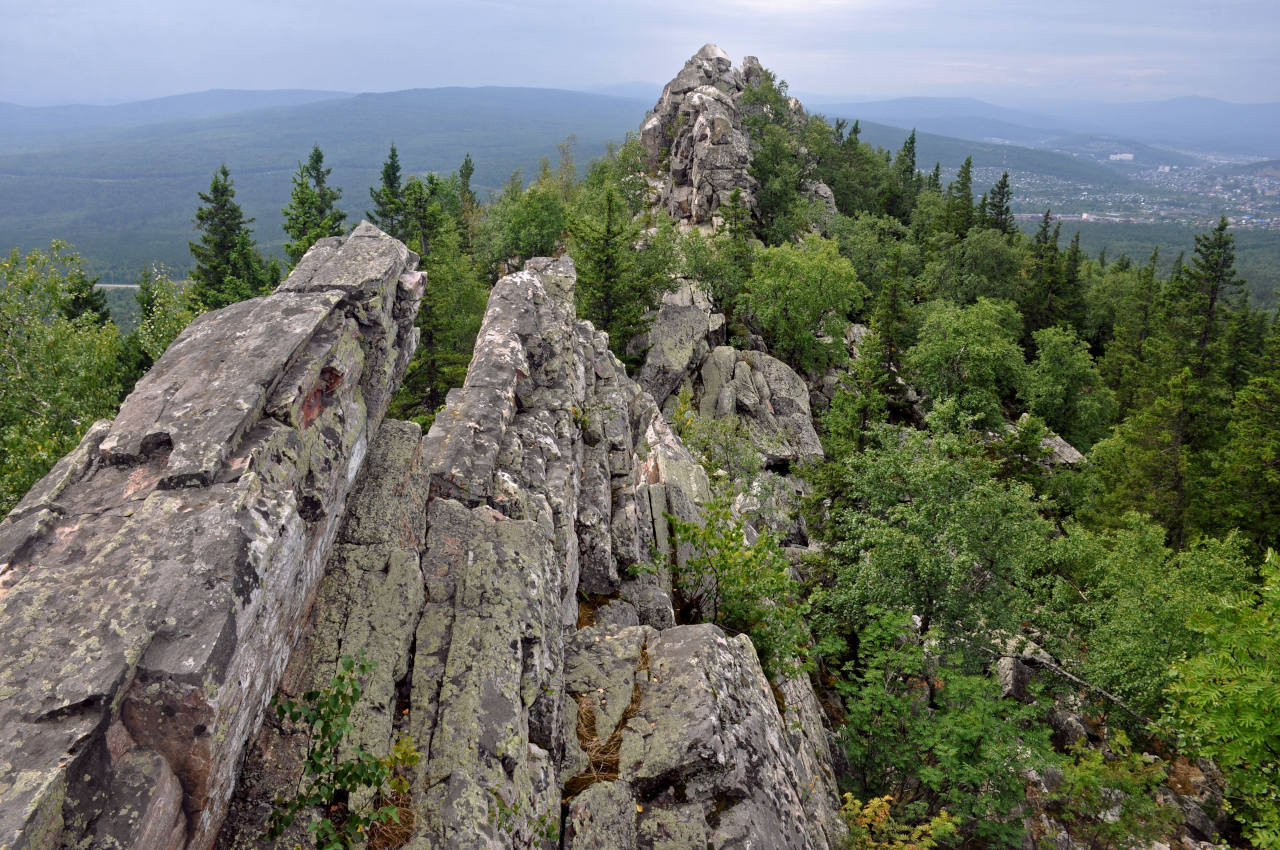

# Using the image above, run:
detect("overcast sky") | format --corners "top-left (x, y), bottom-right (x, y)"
top-left (2, 0), bottom-right (1277, 106)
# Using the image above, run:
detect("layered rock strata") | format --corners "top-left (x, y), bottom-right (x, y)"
top-left (0, 222), bottom-right (422, 850)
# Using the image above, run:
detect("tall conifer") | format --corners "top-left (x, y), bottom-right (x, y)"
top-left (283, 145), bottom-right (346, 264)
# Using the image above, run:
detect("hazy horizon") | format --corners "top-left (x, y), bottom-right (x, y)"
top-left (3, 0), bottom-right (1278, 107)
top-left (6, 85), bottom-right (1280, 112)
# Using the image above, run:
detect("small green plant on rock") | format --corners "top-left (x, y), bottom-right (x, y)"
top-left (669, 495), bottom-right (809, 678)
top-left (486, 789), bottom-right (560, 843)
top-left (672, 385), bottom-right (761, 492)
top-left (266, 654), bottom-right (420, 850)
top-left (1039, 731), bottom-right (1179, 850)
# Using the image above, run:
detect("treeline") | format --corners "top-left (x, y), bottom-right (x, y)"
top-left (0, 132), bottom-right (675, 513)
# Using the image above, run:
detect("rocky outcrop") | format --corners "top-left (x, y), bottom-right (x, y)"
top-left (640, 44), bottom-right (759, 226)
top-left (697, 347), bottom-right (823, 471)
top-left (216, 254), bottom-right (843, 849)
top-left (1, 222), bottom-right (841, 848)
top-left (0, 222), bottom-right (422, 850)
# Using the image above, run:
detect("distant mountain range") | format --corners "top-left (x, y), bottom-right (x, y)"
top-left (807, 95), bottom-right (1280, 159)
top-left (0, 90), bottom-right (353, 153)
top-left (2, 86), bottom-right (1275, 287)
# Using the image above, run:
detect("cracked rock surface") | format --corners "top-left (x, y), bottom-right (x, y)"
top-left (0, 235), bottom-right (841, 850)
top-left (0, 222), bottom-right (421, 850)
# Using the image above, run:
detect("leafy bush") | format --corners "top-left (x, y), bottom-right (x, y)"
top-left (840, 794), bottom-right (957, 850)
top-left (0, 242), bottom-right (123, 515)
top-left (1023, 326), bottom-right (1116, 451)
top-left (1038, 732), bottom-right (1179, 850)
top-left (739, 235), bottom-right (865, 374)
top-left (268, 655), bottom-right (420, 850)
top-left (669, 496), bottom-right (809, 678)
top-left (836, 610), bottom-right (1052, 849)
top-left (905, 298), bottom-right (1026, 430)
top-left (1165, 549), bottom-right (1280, 848)
top-left (671, 385), bottom-right (761, 492)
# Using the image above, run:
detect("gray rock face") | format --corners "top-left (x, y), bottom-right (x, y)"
top-left (0, 223), bottom-right (421, 850)
top-left (633, 296), bottom-right (713, 409)
top-left (222, 255), bottom-right (838, 848)
top-left (1, 230), bottom-right (841, 849)
top-left (640, 44), bottom-right (759, 226)
top-left (698, 347), bottom-right (824, 470)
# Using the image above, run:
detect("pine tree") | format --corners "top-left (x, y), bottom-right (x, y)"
top-left (459, 153), bottom-right (476, 210)
top-left (871, 245), bottom-right (915, 377)
top-left (1101, 248), bottom-right (1161, 416)
top-left (572, 187), bottom-right (639, 349)
top-left (367, 143), bottom-right (404, 238)
top-left (1019, 210), bottom-right (1062, 339)
top-left (1094, 219), bottom-right (1248, 546)
top-left (1058, 230), bottom-right (1086, 333)
top-left (1186, 215), bottom-right (1244, 380)
top-left (190, 164), bottom-right (275, 310)
top-left (926, 162), bottom-right (942, 191)
top-left (283, 145), bottom-right (346, 264)
top-left (60, 267), bottom-right (110, 325)
top-left (891, 130), bottom-right (919, 220)
top-left (975, 192), bottom-right (990, 230)
top-left (570, 187), bottom-right (676, 361)
top-left (401, 175), bottom-right (449, 257)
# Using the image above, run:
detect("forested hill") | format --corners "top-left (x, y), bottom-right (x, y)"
top-left (0, 87), bottom-right (648, 282)
top-left (843, 117), bottom-right (1136, 186)
top-left (0, 89), bottom-right (352, 151)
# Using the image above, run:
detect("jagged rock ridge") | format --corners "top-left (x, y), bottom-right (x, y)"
top-left (0, 224), bottom-right (843, 848)
top-left (0, 222), bottom-right (423, 850)
top-left (219, 254), bottom-right (843, 849)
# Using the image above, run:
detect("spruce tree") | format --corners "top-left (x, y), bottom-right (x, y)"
top-left (367, 143), bottom-right (404, 238)
top-left (570, 187), bottom-right (676, 361)
top-left (283, 145), bottom-right (347, 264)
top-left (190, 164), bottom-right (275, 310)
top-left (943, 156), bottom-right (974, 237)
top-left (891, 130), bottom-right (919, 220)
top-left (1101, 248), bottom-right (1161, 416)
top-left (459, 153), bottom-right (476, 210)
top-left (1186, 215), bottom-right (1244, 379)
top-left (60, 267), bottom-right (110, 325)
top-left (401, 175), bottom-right (448, 257)
top-left (986, 171), bottom-right (1014, 235)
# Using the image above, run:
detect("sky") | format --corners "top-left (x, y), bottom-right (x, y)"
top-left (2, 0), bottom-right (1277, 106)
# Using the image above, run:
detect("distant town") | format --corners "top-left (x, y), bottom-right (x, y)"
top-left (992, 160), bottom-right (1280, 230)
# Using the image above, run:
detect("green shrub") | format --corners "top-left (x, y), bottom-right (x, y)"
top-left (739, 235), bottom-right (865, 374)
top-left (267, 655), bottom-right (420, 850)
top-left (669, 496), bottom-right (809, 679)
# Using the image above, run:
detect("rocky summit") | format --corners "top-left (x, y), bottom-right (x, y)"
top-left (640, 44), bottom-right (765, 228)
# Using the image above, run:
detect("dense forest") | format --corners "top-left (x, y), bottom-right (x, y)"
top-left (2, 63), bottom-right (1277, 849)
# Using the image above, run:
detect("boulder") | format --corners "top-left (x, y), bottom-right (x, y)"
top-left (697, 347), bottom-right (823, 470)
